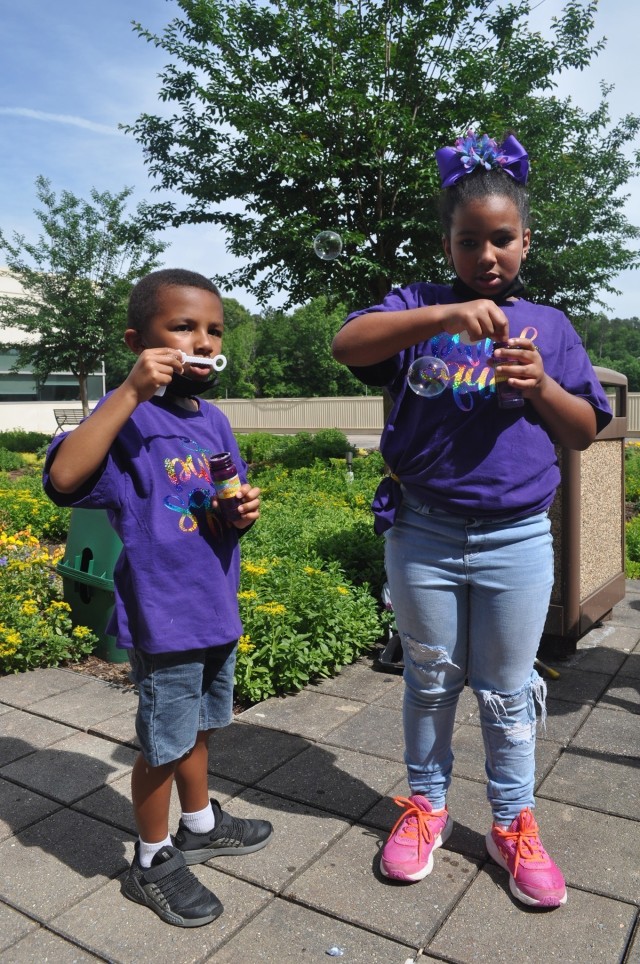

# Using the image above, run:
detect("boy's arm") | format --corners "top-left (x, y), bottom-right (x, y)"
top-left (48, 348), bottom-right (183, 494)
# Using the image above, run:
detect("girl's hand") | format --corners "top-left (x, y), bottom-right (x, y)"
top-left (231, 484), bottom-right (261, 530)
top-left (123, 349), bottom-right (183, 402)
top-left (442, 300), bottom-right (510, 343)
top-left (491, 338), bottom-right (544, 397)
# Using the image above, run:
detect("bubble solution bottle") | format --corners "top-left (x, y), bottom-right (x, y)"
top-left (209, 452), bottom-right (242, 521)
top-left (492, 342), bottom-right (524, 409)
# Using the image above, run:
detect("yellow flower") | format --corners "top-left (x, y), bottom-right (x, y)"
top-left (242, 562), bottom-right (268, 577)
top-left (336, 587), bottom-right (349, 595)
top-left (238, 634), bottom-right (255, 653)
top-left (46, 600), bottom-right (72, 614)
top-left (256, 602), bottom-right (286, 616)
top-left (303, 566), bottom-right (320, 576)
top-left (238, 590), bottom-right (258, 600)
top-left (72, 626), bottom-right (93, 639)
top-left (21, 600), bottom-right (39, 616)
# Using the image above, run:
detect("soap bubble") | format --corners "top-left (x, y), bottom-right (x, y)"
top-left (407, 356), bottom-right (450, 398)
top-left (313, 230), bottom-right (343, 261)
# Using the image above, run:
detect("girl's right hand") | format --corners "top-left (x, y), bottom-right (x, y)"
top-left (123, 349), bottom-right (184, 402)
top-left (441, 300), bottom-right (509, 344)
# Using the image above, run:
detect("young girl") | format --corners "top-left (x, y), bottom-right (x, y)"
top-left (332, 132), bottom-right (612, 909)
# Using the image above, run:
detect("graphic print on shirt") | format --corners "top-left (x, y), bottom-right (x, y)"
top-left (163, 436), bottom-right (226, 538)
top-left (424, 326), bottom-right (538, 411)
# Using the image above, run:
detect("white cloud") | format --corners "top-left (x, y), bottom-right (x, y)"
top-left (0, 107), bottom-right (121, 136)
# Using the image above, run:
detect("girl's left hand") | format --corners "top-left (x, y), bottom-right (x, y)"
top-left (491, 338), bottom-right (544, 397)
top-left (232, 484), bottom-right (261, 530)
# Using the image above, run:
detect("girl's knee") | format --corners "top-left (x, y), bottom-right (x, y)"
top-left (474, 669), bottom-right (547, 743)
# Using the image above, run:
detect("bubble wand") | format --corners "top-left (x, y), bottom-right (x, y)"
top-left (155, 352), bottom-right (227, 396)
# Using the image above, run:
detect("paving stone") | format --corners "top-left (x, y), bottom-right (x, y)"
top-left (240, 690), bottom-right (364, 740)
top-left (257, 743), bottom-right (405, 820)
top-left (89, 708), bottom-right (138, 746)
top-left (569, 705), bottom-right (640, 758)
top-left (372, 677), bottom-right (404, 711)
top-left (626, 923), bottom-right (640, 963)
top-left (1, 929), bottom-right (101, 962)
top-left (538, 747), bottom-right (640, 820)
top-left (0, 808), bottom-right (131, 921)
top-left (0, 779), bottom-right (62, 841)
top-left (573, 620), bottom-right (640, 655)
top-left (321, 704), bottom-right (405, 761)
top-left (0, 902), bottom-right (38, 953)
top-left (0, 709), bottom-right (75, 765)
top-left (540, 668), bottom-right (611, 705)
top-left (428, 865), bottom-right (637, 963)
top-left (559, 639), bottom-right (628, 675)
top-left (0, 701), bottom-right (12, 716)
top-left (207, 720), bottom-right (308, 784)
top-left (25, 679), bottom-right (138, 729)
top-left (598, 675), bottom-right (640, 714)
top-left (52, 869), bottom-right (272, 962)
top-left (620, 650), bottom-right (640, 678)
top-left (284, 824), bottom-right (480, 949)
top-left (529, 798), bottom-right (640, 904)
top-left (0, 731), bottom-right (136, 804)
top-left (206, 787), bottom-right (348, 891)
top-left (210, 896), bottom-right (416, 963)
top-left (541, 699), bottom-right (591, 745)
top-left (607, 597), bottom-right (640, 634)
top-left (309, 657), bottom-right (402, 703)
top-left (0, 668), bottom-right (91, 708)
top-left (72, 771), bottom-right (238, 835)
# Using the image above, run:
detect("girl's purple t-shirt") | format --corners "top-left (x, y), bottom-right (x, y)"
top-left (44, 395), bottom-right (247, 654)
top-left (345, 283), bottom-right (613, 532)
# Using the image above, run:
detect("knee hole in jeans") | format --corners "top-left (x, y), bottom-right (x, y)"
top-left (475, 670), bottom-right (547, 744)
top-left (403, 632), bottom-right (461, 674)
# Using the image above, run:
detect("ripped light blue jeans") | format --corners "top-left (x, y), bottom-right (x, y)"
top-left (385, 492), bottom-right (553, 825)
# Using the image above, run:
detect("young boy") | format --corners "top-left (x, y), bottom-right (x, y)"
top-left (43, 268), bottom-right (273, 927)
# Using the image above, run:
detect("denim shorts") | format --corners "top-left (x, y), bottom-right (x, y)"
top-left (129, 643), bottom-right (237, 767)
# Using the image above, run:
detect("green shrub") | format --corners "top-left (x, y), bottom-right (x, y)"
top-left (0, 530), bottom-right (97, 673)
top-left (0, 449), bottom-right (26, 471)
top-left (235, 556), bottom-right (388, 702)
top-left (625, 444), bottom-right (640, 505)
top-left (0, 473), bottom-right (70, 542)
top-left (0, 430), bottom-right (52, 453)
top-left (237, 429), bottom-right (354, 468)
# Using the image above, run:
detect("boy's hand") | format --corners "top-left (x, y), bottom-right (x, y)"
top-left (231, 484), bottom-right (261, 530)
top-left (124, 349), bottom-right (183, 402)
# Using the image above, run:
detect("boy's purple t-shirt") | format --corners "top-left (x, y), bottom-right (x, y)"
top-left (345, 283), bottom-right (613, 532)
top-left (43, 395), bottom-right (247, 654)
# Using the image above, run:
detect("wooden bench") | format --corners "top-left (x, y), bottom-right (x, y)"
top-left (53, 408), bottom-right (91, 434)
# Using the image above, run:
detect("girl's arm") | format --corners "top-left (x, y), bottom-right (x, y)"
top-left (48, 348), bottom-right (182, 494)
top-left (332, 301), bottom-right (510, 367)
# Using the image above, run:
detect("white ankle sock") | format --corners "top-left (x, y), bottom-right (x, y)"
top-left (138, 833), bottom-right (172, 869)
top-left (181, 802), bottom-right (215, 835)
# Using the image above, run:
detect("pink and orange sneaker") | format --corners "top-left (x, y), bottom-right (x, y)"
top-left (380, 795), bottom-right (452, 882)
top-left (486, 808), bottom-right (567, 907)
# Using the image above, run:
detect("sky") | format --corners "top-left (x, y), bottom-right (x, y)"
top-left (1, 0), bottom-right (639, 318)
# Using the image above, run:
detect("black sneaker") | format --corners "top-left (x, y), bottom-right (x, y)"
top-left (173, 798), bottom-right (274, 865)
top-left (122, 843), bottom-right (223, 927)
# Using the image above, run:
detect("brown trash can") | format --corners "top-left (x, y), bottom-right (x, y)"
top-left (540, 367), bottom-right (627, 656)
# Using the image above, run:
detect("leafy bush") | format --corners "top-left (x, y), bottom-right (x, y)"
top-left (0, 449), bottom-right (26, 471)
top-left (0, 430), bottom-right (52, 453)
top-left (0, 472), bottom-right (70, 542)
top-left (237, 429), bottom-right (354, 468)
top-left (0, 529), bottom-right (97, 673)
top-left (625, 443), bottom-right (640, 505)
top-left (235, 556), bottom-right (387, 702)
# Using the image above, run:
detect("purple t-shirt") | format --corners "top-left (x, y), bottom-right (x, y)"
top-left (345, 283), bottom-right (613, 532)
top-left (43, 395), bottom-right (247, 654)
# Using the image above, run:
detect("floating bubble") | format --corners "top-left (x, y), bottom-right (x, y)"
top-left (313, 230), bottom-right (343, 261)
top-left (407, 355), bottom-right (450, 398)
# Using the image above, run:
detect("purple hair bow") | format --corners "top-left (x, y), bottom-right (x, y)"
top-left (435, 131), bottom-right (529, 188)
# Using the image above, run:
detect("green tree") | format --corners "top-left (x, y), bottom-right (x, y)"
top-left (0, 177), bottom-right (167, 413)
top-left (128, 0), bottom-right (640, 315)
top-left (214, 297), bottom-right (259, 398)
top-left (254, 298), bottom-right (370, 396)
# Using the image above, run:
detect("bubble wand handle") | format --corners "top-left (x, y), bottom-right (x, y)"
top-left (155, 352), bottom-right (227, 396)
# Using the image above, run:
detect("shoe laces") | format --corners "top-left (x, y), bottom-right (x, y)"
top-left (493, 808), bottom-right (547, 877)
top-left (389, 796), bottom-right (443, 860)
top-left (155, 862), bottom-right (204, 904)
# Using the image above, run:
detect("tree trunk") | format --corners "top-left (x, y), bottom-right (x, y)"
top-left (79, 374), bottom-right (90, 416)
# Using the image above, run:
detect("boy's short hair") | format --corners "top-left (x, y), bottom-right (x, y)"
top-left (127, 269), bottom-right (221, 332)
